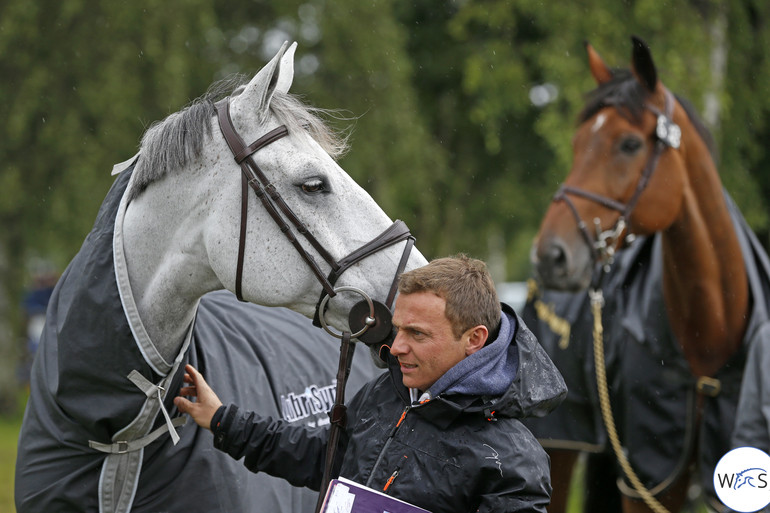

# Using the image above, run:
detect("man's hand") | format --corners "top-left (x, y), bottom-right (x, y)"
top-left (174, 364), bottom-right (223, 431)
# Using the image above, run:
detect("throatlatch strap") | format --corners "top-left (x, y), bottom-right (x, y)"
top-left (386, 235), bottom-right (414, 308)
top-left (236, 172), bottom-right (249, 301)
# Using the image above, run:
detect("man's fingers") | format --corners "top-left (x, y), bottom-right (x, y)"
top-left (178, 386), bottom-right (197, 397)
top-left (174, 396), bottom-right (192, 413)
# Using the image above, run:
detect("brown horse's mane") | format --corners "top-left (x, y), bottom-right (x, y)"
top-left (578, 68), bottom-right (718, 162)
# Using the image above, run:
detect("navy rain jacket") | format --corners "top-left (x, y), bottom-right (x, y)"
top-left (213, 304), bottom-right (567, 513)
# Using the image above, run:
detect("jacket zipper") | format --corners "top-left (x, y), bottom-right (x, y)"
top-left (365, 405), bottom-right (410, 488)
top-left (383, 468), bottom-right (399, 491)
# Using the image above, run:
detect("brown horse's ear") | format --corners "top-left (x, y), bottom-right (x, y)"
top-left (630, 35), bottom-right (658, 92)
top-left (585, 40), bottom-right (613, 85)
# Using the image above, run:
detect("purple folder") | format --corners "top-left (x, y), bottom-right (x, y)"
top-left (320, 477), bottom-right (432, 513)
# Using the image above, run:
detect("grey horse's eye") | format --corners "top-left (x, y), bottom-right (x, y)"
top-left (301, 178), bottom-right (327, 194)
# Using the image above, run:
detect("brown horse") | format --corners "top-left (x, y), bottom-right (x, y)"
top-left (531, 37), bottom-right (749, 513)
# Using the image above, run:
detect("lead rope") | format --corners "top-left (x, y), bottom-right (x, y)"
top-left (590, 288), bottom-right (670, 513)
top-left (315, 330), bottom-right (355, 513)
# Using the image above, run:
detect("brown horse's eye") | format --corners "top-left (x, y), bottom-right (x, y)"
top-left (619, 136), bottom-right (643, 155)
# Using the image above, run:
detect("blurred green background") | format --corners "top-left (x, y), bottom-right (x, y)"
top-left (3, 1), bottom-right (770, 511)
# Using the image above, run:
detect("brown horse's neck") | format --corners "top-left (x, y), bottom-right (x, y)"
top-left (660, 129), bottom-right (748, 379)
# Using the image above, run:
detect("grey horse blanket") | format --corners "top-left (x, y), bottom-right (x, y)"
top-left (15, 164), bottom-right (382, 512)
top-left (522, 192), bottom-right (770, 509)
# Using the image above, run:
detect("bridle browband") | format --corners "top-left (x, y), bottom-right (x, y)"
top-left (213, 97), bottom-right (414, 334)
top-left (553, 88), bottom-right (681, 273)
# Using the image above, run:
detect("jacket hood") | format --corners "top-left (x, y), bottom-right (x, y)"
top-left (386, 303), bottom-right (567, 424)
top-left (494, 303), bottom-right (568, 418)
top-left (426, 309), bottom-right (519, 399)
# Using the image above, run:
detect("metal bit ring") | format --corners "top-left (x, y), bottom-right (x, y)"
top-left (318, 286), bottom-right (376, 339)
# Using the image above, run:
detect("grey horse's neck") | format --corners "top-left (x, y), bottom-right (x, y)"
top-left (120, 174), bottom-right (223, 364)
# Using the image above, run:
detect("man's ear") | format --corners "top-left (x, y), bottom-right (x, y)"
top-left (465, 325), bottom-right (488, 356)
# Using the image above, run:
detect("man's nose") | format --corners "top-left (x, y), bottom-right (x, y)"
top-left (389, 331), bottom-right (406, 356)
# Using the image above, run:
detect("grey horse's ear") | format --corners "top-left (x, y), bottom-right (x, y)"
top-left (274, 42), bottom-right (297, 94)
top-left (231, 41), bottom-right (291, 121)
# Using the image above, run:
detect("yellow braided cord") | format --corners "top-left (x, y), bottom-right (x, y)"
top-left (591, 291), bottom-right (670, 513)
top-left (526, 279), bottom-right (571, 349)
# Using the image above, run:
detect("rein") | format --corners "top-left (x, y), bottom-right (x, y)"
top-left (553, 89), bottom-right (682, 513)
top-left (213, 97), bottom-right (415, 511)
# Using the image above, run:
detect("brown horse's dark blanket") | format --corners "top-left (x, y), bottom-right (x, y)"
top-left (523, 192), bottom-right (770, 507)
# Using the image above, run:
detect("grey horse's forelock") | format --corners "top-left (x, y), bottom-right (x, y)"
top-left (127, 75), bottom-right (350, 202)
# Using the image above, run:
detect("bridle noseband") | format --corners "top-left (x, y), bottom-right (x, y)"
top-left (553, 88), bottom-right (681, 274)
top-left (214, 97), bottom-right (414, 342)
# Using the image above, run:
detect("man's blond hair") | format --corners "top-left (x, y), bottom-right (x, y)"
top-left (397, 254), bottom-right (501, 339)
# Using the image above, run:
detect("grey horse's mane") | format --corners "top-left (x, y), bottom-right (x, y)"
top-left (128, 75), bottom-right (350, 202)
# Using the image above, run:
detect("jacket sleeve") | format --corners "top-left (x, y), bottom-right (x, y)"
top-left (475, 488), bottom-right (550, 513)
top-left (733, 322), bottom-right (770, 450)
top-left (212, 404), bottom-right (331, 490)
top-left (474, 429), bottom-right (551, 513)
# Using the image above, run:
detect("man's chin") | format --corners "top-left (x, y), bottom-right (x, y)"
top-left (400, 377), bottom-right (425, 391)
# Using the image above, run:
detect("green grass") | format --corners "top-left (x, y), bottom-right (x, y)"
top-left (566, 457), bottom-right (585, 513)
top-left (0, 418), bottom-right (19, 513)
top-left (0, 392), bottom-right (25, 513)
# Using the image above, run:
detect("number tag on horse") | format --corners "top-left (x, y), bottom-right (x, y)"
top-left (656, 115), bottom-right (681, 149)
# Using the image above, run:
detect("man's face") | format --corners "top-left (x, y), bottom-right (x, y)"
top-left (390, 291), bottom-right (468, 392)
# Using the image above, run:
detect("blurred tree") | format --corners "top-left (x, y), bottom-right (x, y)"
top-left (720, 0), bottom-right (770, 246)
top-left (210, 0), bottom-right (451, 260)
top-left (2, 0), bottom-right (770, 417)
top-left (439, 0), bottom-right (768, 267)
top-left (395, 0), bottom-right (558, 280)
top-left (0, 0), bottom-right (219, 415)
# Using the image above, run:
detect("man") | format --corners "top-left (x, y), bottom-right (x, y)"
top-left (175, 254), bottom-right (567, 512)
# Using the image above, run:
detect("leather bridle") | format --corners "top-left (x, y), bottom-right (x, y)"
top-left (552, 88), bottom-right (681, 274)
top-left (214, 96), bottom-right (417, 511)
top-left (214, 97), bottom-right (414, 339)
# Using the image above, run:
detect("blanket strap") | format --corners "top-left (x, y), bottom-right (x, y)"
top-left (127, 370), bottom-right (183, 445)
top-left (88, 370), bottom-right (186, 453)
top-left (89, 417), bottom-right (187, 454)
